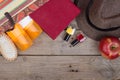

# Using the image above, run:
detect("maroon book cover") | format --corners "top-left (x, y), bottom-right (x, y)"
top-left (30, 0), bottom-right (80, 40)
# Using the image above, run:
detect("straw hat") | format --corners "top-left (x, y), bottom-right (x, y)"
top-left (76, 0), bottom-right (120, 41)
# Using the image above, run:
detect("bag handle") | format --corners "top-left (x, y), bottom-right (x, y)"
top-left (4, 12), bottom-right (15, 31)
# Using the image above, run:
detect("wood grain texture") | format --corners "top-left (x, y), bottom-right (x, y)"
top-left (0, 56), bottom-right (120, 80)
top-left (18, 32), bottom-right (99, 56)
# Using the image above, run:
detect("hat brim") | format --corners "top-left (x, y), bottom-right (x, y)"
top-left (76, 0), bottom-right (120, 41)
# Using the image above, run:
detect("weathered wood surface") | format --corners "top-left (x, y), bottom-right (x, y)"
top-left (1, 20), bottom-right (117, 80)
top-left (0, 1), bottom-right (119, 80)
top-left (0, 56), bottom-right (120, 80)
top-left (19, 32), bottom-right (99, 56)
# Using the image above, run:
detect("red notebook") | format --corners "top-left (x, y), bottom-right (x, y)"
top-left (30, 0), bottom-right (80, 40)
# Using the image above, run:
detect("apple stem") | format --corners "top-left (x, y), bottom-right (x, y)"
top-left (111, 46), bottom-right (116, 50)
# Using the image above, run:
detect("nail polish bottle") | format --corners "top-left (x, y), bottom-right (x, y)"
top-left (64, 26), bottom-right (76, 41)
top-left (19, 16), bottom-right (43, 40)
top-left (70, 33), bottom-right (86, 47)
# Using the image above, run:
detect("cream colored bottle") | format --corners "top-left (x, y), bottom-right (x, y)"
top-left (19, 16), bottom-right (43, 40)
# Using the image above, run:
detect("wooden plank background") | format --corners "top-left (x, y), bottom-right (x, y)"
top-left (1, 20), bottom-right (120, 80)
top-left (0, 56), bottom-right (120, 80)
top-left (0, 0), bottom-right (119, 79)
top-left (19, 32), bottom-right (99, 56)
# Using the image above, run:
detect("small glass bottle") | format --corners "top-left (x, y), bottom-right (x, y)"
top-left (64, 26), bottom-right (76, 41)
top-left (19, 16), bottom-right (43, 40)
top-left (70, 33), bottom-right (86, 47)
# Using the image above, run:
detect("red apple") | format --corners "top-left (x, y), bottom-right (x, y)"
top-left (99, 37), bottom-right (120, 59)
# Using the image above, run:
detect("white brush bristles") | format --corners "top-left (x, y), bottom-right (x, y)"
top-left (0, 33), bottom-right (17, 61)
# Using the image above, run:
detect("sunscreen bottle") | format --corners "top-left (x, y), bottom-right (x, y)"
top-left (19, 16), bottom-right (43, 40)
top-left (5, 12), bottom-right (33, 51)
top-left (6, 23), bottom-right (33, 51)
